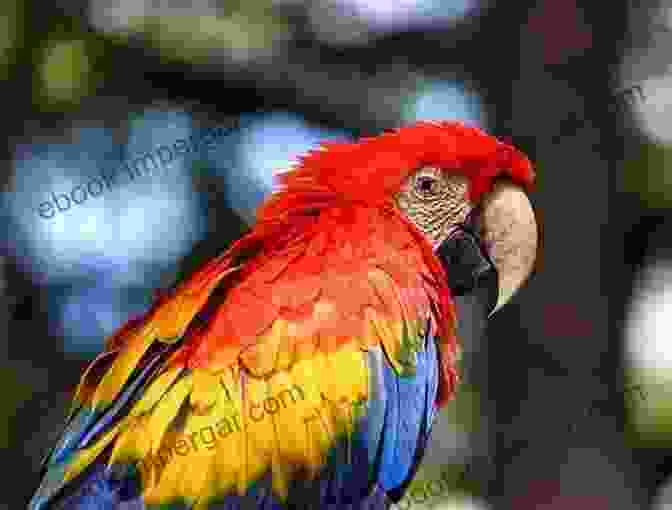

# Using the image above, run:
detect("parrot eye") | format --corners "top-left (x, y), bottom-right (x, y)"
top-left (415, 175), bottom-right (440, 196)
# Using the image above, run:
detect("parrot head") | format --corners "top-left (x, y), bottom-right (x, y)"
top-left (395, 166), bottom-right (537, 316)
top-left (259, 120), bottom-right (537, 317)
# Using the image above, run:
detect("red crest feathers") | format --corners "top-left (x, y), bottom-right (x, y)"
top-left (257, 120), bottom-right (535, 223)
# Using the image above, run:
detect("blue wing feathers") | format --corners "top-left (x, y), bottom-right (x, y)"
top-left (374, 320), bottom-right (438, 494)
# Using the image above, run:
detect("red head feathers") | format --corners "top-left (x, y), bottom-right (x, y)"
top-left (257, 120), bottom-right (535, 223)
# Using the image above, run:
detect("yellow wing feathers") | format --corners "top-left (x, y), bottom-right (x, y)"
top-left (91, 347), bottom-right (370, 506)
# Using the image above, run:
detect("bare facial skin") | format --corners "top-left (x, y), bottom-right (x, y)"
top-left (395, 167), bottom-right (474, 249)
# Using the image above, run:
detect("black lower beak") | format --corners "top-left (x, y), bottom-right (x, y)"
top-left (435, 222), bottom-right (499, 317)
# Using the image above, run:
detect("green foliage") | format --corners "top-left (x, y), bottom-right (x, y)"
top-left (622, 142), bottom-right (672, 208)
top-left (0, 0), bottom-right (23, 80)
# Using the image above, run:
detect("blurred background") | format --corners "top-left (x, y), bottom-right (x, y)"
top-left (2, 0), bottom-right (672, 508)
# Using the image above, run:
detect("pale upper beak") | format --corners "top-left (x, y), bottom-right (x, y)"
top-left (480, 179), bottom-right (537, 315)
top-left (435, 178), bottom-right (538, 316)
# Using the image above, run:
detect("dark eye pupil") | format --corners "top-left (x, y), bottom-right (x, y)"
top-left (418, 177), bottom-right (435, 192)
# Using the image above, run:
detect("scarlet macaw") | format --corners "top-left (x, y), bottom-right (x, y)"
top-left (29, 121), bottom-right (537, 509)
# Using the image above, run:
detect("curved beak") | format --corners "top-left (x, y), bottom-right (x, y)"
top-left (435, 179), bottom-right (538, 317)
top-left (481, 179), bottom-right (537, 314)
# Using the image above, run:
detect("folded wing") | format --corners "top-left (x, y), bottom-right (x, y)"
top-left (30, 204), bottom-right (459, 510)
